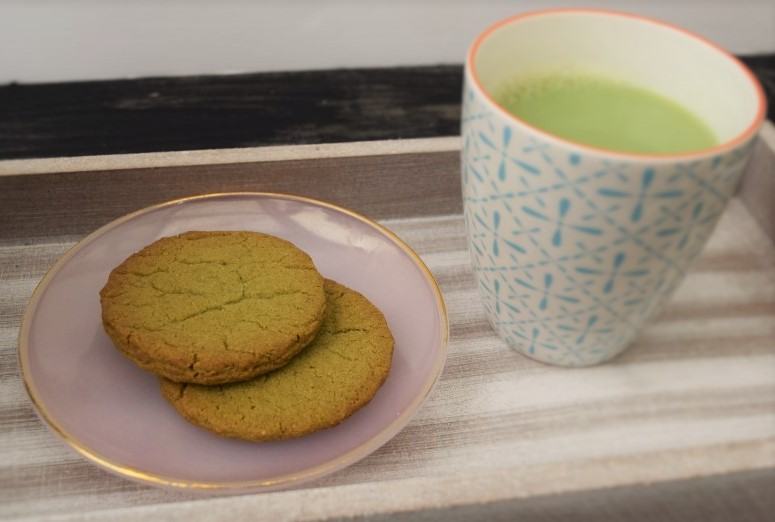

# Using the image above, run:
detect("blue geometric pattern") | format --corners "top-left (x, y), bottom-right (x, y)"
top-left (462, 79), bottom-right (755, 366)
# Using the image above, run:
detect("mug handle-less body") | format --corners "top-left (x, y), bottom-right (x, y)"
top-left (462, 9), bottom-right (766, 366)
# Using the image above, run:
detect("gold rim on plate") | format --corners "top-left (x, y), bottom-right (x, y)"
top-left (17, 192), bottom-right (449, 491)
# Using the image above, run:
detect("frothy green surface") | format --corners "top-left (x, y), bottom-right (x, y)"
top-left (494, 74), bottom-right (717, 154)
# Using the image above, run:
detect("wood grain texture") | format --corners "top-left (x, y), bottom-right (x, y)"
top-left (353, 469), bottom-right (775, 522)
top-left (1, 196), bottom-right (774, 520)
top-left (0, 151), bottom-right (460, 243)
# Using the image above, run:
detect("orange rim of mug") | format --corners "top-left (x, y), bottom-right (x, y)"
top-left (467, 8), bottom-right (768, 161)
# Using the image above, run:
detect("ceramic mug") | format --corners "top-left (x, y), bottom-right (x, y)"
top-left (462, 9), bottom-right (766, 366)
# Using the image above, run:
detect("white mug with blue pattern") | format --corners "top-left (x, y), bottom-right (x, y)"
top-left (462, 9), bottom-right (766, 366)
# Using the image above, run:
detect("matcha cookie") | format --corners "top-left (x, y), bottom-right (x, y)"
top-left (161, 279), bottom-right (394, 441)
top-left (100, 231), bottom-right (326, 385)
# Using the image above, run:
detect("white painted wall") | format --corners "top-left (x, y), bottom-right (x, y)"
top-left (1, 0), bottom-right (774, 84)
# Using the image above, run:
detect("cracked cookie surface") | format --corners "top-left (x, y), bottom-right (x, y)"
top-left (100, 231), bottom-right (326, 384)
top-left (160, 279), bottom-right (394, 441)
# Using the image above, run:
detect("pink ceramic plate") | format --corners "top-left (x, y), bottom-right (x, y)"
top-left (19, 193), bottom-right (448, 492)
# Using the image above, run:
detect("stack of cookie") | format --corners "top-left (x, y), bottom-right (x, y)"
top-left (99, 231), bottom-right (394, 441)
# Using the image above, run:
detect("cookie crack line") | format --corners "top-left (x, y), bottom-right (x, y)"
top-left (173, 259), bottom-right (229, 267)
top-left (243, 289), bottom-right (311, 300)
top-left (323, 347), bottom-right (355, 362)
top-left (188, 352), bottom-right (199, 371)
top-left (236, 319), bottom-right (271, 332)
top-left (237, 267), bottom-right (318, 284)
top-left (175, 383), bottom-right (189, 400)
top-left (222, 336), bottom-right (260, 357)
top-left (236, 268), bottom-right (247, 300)
top-left (332, 327), bottom-right (370, 335)
top-left (150, 299), bottom-right (241, 326)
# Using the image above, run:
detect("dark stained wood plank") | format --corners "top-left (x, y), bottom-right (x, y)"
top-left (0, 66), bottom-right (463, 159)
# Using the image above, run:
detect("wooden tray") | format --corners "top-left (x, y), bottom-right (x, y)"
top-left (1, 126), bottom-right (774, 521)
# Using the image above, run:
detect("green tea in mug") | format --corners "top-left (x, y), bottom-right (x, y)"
top-left (494, 74), bottom-right (717, 154)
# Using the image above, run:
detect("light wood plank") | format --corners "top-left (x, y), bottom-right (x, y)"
top-left (1, 196), bottom-right (774, 520)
